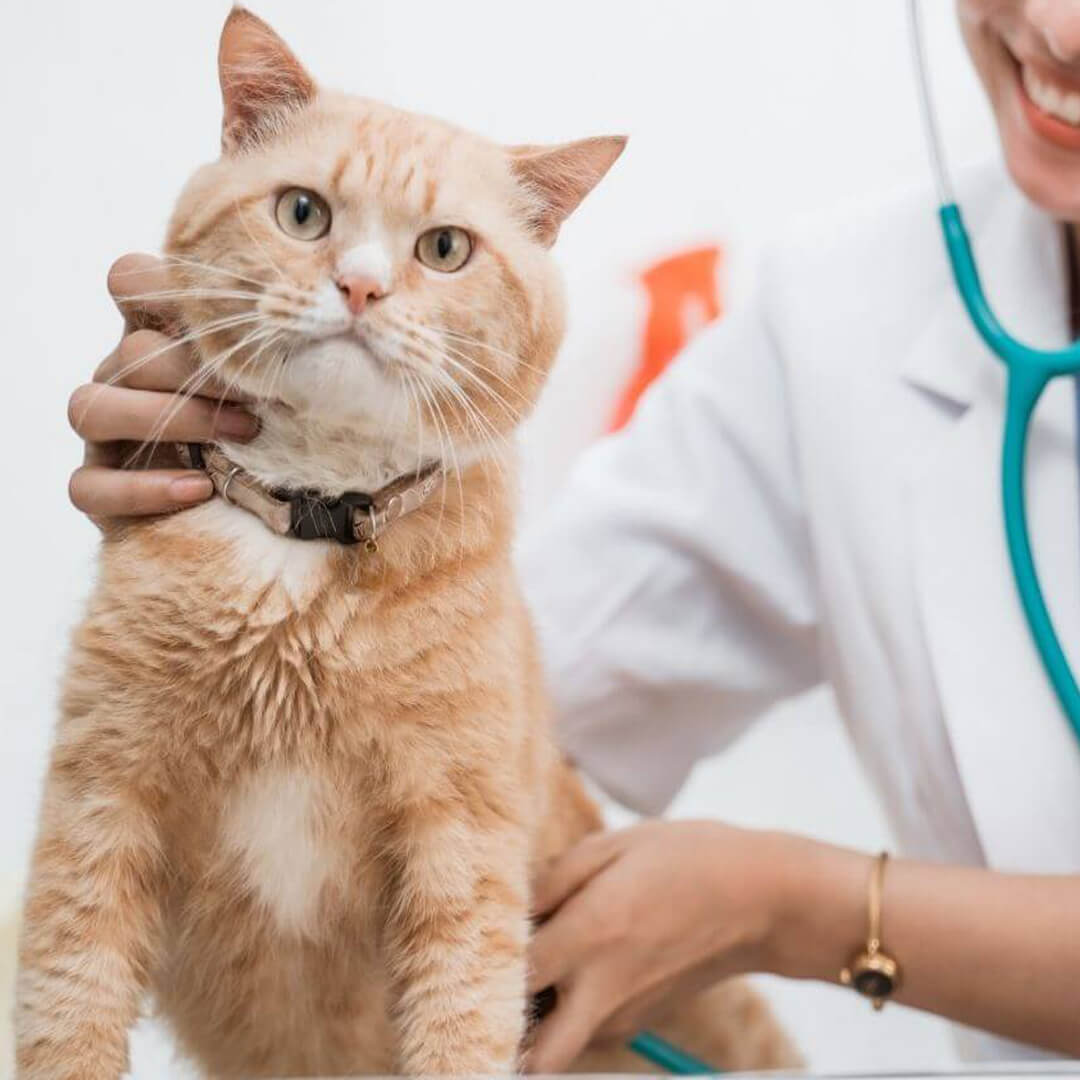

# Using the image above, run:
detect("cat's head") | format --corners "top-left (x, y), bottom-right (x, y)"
top-left (164, 8), bottom-right (624, 493)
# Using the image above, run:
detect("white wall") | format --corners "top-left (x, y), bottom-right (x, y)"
top-left (2, 2), bottom-right (997, 1075)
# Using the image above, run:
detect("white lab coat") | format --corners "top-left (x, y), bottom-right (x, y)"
top-left (518, 161), bottom-right (1080, 1061)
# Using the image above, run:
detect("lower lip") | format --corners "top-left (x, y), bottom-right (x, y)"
top-left (1016, 62), bottom-right (1080, 151)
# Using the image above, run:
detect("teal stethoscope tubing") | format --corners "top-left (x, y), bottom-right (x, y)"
top-left (939, 204), bottom-right (1080, 739)
top-left (909, 0), bottom-right (1080, 746)
top-left (628, 1031), bottom-right (714, 1074)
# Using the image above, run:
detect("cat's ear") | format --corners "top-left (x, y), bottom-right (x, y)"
top-left (218, 7), bottom-right (316, 152)
top-left (508, 136), bottom-right (627, 246)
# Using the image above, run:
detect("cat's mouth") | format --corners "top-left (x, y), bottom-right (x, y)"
top-left (295, 322), bottom-right (397, 372)
top-left (349, 325), bottom-right (396, 372)
top-left (251, 327), bottom-right (406, 423)
top-left (265, 324), bottom-right (396, 378)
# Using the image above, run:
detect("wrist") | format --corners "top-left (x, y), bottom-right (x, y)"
top-left (755, 833), bottom-right (868, 981)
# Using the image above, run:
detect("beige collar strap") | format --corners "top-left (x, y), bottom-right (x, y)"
top-left (177, 443), bottom-right (442, 548)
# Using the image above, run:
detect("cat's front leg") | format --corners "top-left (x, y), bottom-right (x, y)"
top-left (383, 809), bottom-right (531, 1075)
top-left (16, 754), bottom-right (163, 1080)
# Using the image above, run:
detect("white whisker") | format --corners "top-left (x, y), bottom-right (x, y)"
top-left (104, 312), bottom-right (268, 388)
top-left (70, 313), bottom-right (270, 437)
top-left (434, 348), bottom-right (524, 426)
top-left (152, 254), bottom-right (286, 293)
top-left (233, 202), bottom-right (290, 285)
top-left (411, 374), bottom-right (452, 541)
top-left (438, 327), bottom-right (549, 377)
top-left (124, 324), bottom-right (278, 469)
top-left (424, 365), bottom-right (511, 485)
top-left (116, 288), bottom-right (266, 305)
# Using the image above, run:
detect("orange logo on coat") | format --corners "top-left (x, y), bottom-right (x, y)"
top-left (609, 245), bottom-right (724, 431)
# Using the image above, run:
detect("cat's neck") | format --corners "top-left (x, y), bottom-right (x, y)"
top-left (205, 403), bottom-right (517, 581)
top-left (362, 454), bottom-right (517, 583)
top-left (219, 403), bottom-right (444, 497)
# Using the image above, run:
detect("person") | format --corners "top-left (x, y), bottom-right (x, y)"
top-left (66, 0), bottom-right (1080, 1069)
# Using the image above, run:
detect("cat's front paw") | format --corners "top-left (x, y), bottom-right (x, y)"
top-left (15, 1052), bottom-right (127, 1080)
top-left (400, 1040), bottom-right (519, 1077)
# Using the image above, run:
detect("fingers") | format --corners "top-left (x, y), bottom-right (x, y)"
top-left (69, 253), bottom-right (255, 526)
top-left (528, 835), bottom-right (620, 994)
top-left (69, 466), bottom-right (213, 518)
top-left (528, 894), bottom-right (595, 995)
top-left (525, 982), bottom-right (599, 1074)
top-left (94, 329), bottom-right (195, 391)
top-left (68, 383), bottom-right (259, 445)
top-left (93, 327), bottom-right (251, 403)
top-left (107, 252), bottom-right (181, 334)
top-left (531, 832), bottom-right (618, 919)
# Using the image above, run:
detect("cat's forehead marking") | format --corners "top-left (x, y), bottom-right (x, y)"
top-left (328, 148), bottom-right (353, 196)
top-left (422, 175), bottom-right (438, 216)
top-left (332, 136), bottom-right (411, 205)
top-left (327, 106), bottom-right (463, 218)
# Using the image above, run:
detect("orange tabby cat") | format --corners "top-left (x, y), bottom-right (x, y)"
top-left (16, 9), bottom-right (799, 1078)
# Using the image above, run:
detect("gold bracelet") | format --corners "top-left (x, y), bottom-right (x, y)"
top-left (839, 851), bottom-right (902, 1010)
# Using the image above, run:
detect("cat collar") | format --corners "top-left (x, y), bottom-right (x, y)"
top-left (177, 443), bottom-right (442, 549)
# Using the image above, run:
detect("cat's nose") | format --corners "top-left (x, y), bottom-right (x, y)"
top-left (335, 274), bottom-right (387, 315)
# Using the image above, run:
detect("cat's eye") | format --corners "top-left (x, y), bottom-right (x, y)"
top-left (275, 188), bottom-right (331, 241)
top-left (415, 227), bottom-right (472, 273)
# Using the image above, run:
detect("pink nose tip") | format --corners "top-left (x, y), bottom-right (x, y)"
top-left (336, 274), bottom-right (386, 315)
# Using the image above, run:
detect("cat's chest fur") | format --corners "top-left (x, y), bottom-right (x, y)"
top-left (103, 494), bottom-right (514, 927)
top-left (116, 502), bottom-right (358, 758)
top-left (217, 766), bottom-right (343, 936)
top-left (180, 497), bottom-right (335, 604)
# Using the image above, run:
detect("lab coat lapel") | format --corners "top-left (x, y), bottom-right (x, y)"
top-left (904, 190), bottom-right (1080, 872)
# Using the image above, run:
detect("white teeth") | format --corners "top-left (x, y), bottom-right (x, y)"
top-left (1023, 63), bottom-right (1080, 127)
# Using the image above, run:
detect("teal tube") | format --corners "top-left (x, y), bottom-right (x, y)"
top-left (1001, 367), bottom-right (1080, 742)
top-left (938, 204), bottom-right (1080, 746)
top-left (940, 204), bottom-right (1080, 379)
top-left (627, 1031), bottom-right (716, 1074)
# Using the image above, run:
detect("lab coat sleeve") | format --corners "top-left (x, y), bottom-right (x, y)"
top-left (516, 268), bottom-right (823, 814)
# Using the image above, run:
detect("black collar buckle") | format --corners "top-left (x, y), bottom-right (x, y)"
top-left (286, 490), bottom-right (374, 544)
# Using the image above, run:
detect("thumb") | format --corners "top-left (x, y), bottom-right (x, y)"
top-left (108, 253), bottom-right (186, 336)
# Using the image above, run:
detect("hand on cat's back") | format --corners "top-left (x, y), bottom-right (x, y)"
top-left (66, 253), bottom-right (260, 523)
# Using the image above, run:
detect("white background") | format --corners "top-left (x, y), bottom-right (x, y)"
top-left (1, 2), bottom-right (1000, 1075)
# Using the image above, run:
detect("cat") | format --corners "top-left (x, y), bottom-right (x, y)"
top-left (16, 8), bottom-right (800, 1078)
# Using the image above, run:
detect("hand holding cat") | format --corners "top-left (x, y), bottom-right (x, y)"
top-left (525, 821), bottom-right (836, 1073)
top-left (67, 254), bottom-right (260, 521)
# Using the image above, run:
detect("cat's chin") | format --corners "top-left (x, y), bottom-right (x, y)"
top-left (236, 339), bottom-right (447, 494)
top-left (227, 335), bottom-right (400, 424)
top-left (223, 397), bottom-right (441, 498)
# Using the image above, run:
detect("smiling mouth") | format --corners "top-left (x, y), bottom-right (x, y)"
top-left (1021, 62), bottom-right (1080, 125)
top-left (1010, 48), bottom-right (1080, 148)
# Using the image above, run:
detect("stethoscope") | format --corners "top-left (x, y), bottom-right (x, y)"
top-left (909, 0), bottom-right (1080, 749)
top-left (625, 7), bottom-right (1080, 1075)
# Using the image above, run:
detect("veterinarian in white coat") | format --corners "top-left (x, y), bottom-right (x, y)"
top-left (519, 160), bottom-right (1080, 1068)
top-left (515, 1), bottom-right (1080, 1070)
top-left (523, 160), bottom-right (1080, 858)
top-left (525, 153), bottom-right (1080, 867)
top-left (67, 0), bottom-right (1080, 1071)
